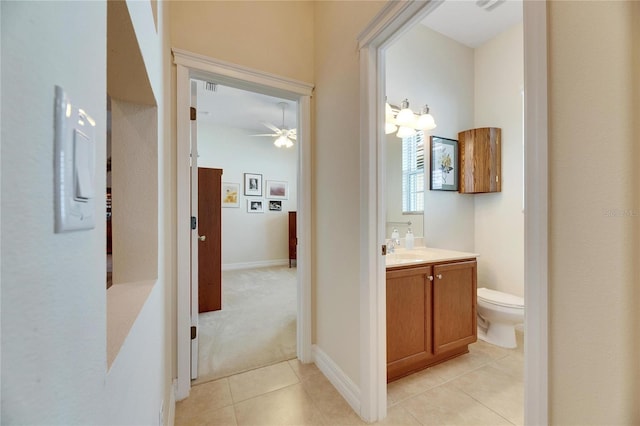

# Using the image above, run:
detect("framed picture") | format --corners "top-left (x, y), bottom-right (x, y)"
top-left (244, 173), bottom-right (262, 196)
top-left (266, 180), bottom-right (288, 199)
top-left (221, 182), bottom-right (240, 208)
top-left (247, 199), bottom-right (264, 213)
top-left (268, 200), bottom-right (282, 211)
top-left (430, 136), bottom-right (459, 191)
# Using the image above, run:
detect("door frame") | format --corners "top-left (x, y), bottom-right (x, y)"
top-left (357, 1), bottom-right (548, 423)
top-left (173, 48), bottom-right (314, 400)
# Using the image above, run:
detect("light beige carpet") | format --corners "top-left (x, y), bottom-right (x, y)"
top-left (194, 266), bottom-right (297, 385)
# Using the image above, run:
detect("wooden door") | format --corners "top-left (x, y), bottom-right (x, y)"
top-left (386, 265), bottom-right (433, 381)
top-left (433, 260), bottom-right (477, 354)
top-left (198, 167), bottom-right (223, 313)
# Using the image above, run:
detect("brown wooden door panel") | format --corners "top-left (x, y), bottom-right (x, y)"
top-left (433, 260), bottom-right (477, 354)
top-left (386, 266), bottom-right (433, 365)
top-left (198, 167), bottom-right (222, 313)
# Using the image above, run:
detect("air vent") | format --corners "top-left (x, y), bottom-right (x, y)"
top-left (476, 0), bottom-right (505, 12)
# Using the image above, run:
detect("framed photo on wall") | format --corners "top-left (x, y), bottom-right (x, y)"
top-left (268, 200), bottom-right (282, 211)
top-left (244, 173), bottom-right (262, 196)
top-left (430, 136), bottom-right (459, 191)
top-left (247, 199), bottom-right (265, 213)
top-left (265, 180), bottom-right (288, 199)
top-left (221, 182), bottom-right (240, 208)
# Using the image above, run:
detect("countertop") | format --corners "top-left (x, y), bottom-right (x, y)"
top-left (386, 247), bottom-right (479, 268)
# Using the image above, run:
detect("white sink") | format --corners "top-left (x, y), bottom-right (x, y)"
top-left (386, 247), bottom-right (479, 267)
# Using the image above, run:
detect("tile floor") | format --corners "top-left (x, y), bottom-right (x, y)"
top-left (175, 333), bottom-right (523, 426)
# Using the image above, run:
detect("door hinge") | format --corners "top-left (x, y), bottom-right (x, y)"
top-left (381, 245), bottom-right (387, 256)
top-left (191, 326), bottom-right (197, 340)
top-left (190, 107), bottom-right (196, 121)
top-left (191, 216), bottom-right (197, 230)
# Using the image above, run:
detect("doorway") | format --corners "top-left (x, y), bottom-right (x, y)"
top-left (174, 49), bottom-right (314, 400)
top-left (192, 80), bottom-right (300, 383)
top-left (357, 1), bottom-right (548, 423)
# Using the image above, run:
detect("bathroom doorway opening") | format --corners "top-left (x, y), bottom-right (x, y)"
top-left (357, 1), bottom-right (548, 422)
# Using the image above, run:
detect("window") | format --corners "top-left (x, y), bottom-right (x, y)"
top-left (402, 131), bottom-right (425, 213)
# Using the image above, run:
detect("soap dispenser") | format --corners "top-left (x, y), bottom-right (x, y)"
top-left (405, 228), bottom-right (414, 250)
top-left (391, 227), bottom-right (400, 244)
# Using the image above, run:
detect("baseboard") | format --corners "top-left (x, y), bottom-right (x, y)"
top-left (168, 379), bottom-right (177, 426)
top-left (312, 344), bottom-right (361, 415)
top-left (222, 259), bottom-right (289, 271)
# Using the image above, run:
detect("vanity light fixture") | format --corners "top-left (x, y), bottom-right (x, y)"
top-left (385, 98), bottom-right (437, 138)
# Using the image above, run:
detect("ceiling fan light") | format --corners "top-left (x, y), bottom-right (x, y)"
top-left (274, 135), bottom-right (288, 147)
top-left (284, 138), bottom-right (294, 148)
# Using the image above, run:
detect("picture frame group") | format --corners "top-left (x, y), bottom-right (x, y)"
top-left (223, 173), bottom-right (289, 213)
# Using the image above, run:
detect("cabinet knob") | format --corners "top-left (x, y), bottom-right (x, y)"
top-left (427, 275), bottom-right (433, 281)
top-left (198, 235), bottom-right (206, 241)
top-left (436, 274), bottom-right (443, 279)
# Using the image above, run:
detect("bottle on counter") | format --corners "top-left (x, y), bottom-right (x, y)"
top-left (405, 228), bottom-right (414, 250)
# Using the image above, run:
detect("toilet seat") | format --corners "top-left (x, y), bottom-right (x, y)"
top-left (477, 287), bottom-right (524, 309)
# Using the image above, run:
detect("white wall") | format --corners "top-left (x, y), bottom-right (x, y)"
top-left (385, 24), bottom-right (475, 252)
top-left (0, 1), bottom-right (172, 424)
top-left (198, 122), bottom-right (297, 268)
top-left (314, 0), bottom-right (386, 387)
top-left (474, 23), bottom-right (524, 297)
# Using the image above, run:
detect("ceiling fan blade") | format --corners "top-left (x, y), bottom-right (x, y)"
top-left (249, 133), bottom-right (278, 137)
top-left (261, 121), bottom-right (282, 133)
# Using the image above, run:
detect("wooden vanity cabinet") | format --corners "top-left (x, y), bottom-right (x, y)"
top-left (387, 259), bottom-right (477, 382)
top-left (433, 260), bottom-right (477, 354)
top-left (458, 127), bottom-right (501, 193)
top-left (387, 265), bottom-right (433, 379)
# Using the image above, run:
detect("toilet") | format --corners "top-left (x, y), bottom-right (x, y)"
top-left (476, 287), bottom-right (524, 348)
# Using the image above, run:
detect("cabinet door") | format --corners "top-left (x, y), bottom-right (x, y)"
top-left (387, 266), bottom-right (433, 372)
top-left (459, 127), bottom-right (501, 193)
top-left (433, 260), bottom-right (477, 354)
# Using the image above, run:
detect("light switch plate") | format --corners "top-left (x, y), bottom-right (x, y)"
top-left (54, 86), bottom-right (97, 232)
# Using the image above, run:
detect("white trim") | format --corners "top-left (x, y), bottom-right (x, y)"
top-left (172, 48), bottom-right (313, 98)
top-left (173, 48), bottom-right (314, 401)
top-left (175, 63), bottom-right (191, 400)
top-left (357, 1), bottom-right (437, 422)
top-left (358, 0), bottom-right (549, 423)
top-left (523, 1), bottom-right (549, 424)
top-left (312, 345), bottom-right (361, 415)
top-left (222, 259), bottom-right (288, 271)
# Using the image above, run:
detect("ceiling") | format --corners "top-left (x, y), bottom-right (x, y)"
top-left (195, 82), bottom-right (296, 133)
top-left (421, 0), bottom-right (522, 48)
top-left (196, 0), bottom-right (522, 133)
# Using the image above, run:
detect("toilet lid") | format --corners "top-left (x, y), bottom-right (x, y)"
top-left (477, 287), bottom-right (524, 308)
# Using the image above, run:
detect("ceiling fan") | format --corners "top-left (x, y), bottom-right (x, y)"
top-left (251, 102), bottom-right (296, 148)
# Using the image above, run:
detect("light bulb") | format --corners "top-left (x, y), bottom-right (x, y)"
top-left (415, 105), bottom-right (437, 130)
top-left (385, 122), bottom-right (398, 134)
top-left (395, 98), bottom-right (415, 127)
top-left (396, 126), bottom-right (416, 138)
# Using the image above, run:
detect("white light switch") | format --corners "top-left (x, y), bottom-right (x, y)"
top-left (54, 86), bottom-right (97, 232)
top-left (74, 129), bottom-right (95, 201)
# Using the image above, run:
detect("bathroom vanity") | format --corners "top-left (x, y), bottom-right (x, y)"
top-left (386, 247), bottom-right (478, 382)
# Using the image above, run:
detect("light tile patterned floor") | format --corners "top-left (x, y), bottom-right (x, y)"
top-left (176, 334), bottom-right (524, 426)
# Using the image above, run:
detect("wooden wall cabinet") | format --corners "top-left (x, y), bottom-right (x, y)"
top-left (458, 127), bottom-right (501, 193)
top-left (288, 211), bottom-right (297, 268)
top-left (387, 259), bottom-right (477, 382)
